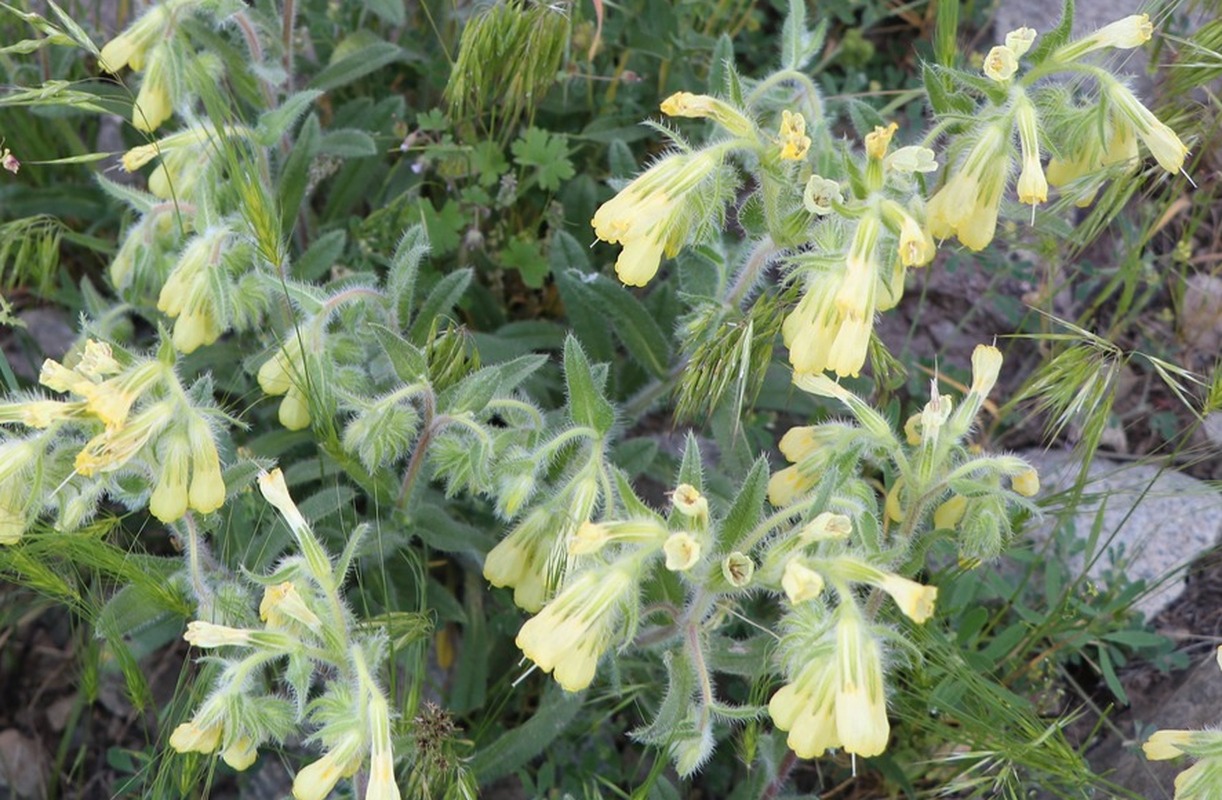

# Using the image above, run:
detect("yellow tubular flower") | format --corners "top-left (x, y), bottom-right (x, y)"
top-left (0, 493), bottom-right (27, 546)
top-left (293, 734), bottom-right (365, 800)
top-left (591, 150), bottom-right (721, 286)
top-left (484, 509), bottom-right (554, 612)
top-left (769, 650), bottom-right (841, 758)
top-left (970, 344), bottom-right (1003, 396)
top-left (515, 564), bottom-right (635, 692)
top-left (834, 609), bottom-right (889, 757)
top-left (672, 483), bottom-right (708, 519)
top-left (1059, 14), bottom-right (1153, 60)
top-left (934, 494), bottom-right (968, 530)
top-left (864, 122), bottom-right (898, 160)
top-left (133, 44), bottom-right (174, 133)
top-left (778, 110), bottom-right (811, 161)
top-left (927, 125), bottom-right (1009, 251)
top-left (799, 512), bottom-right (852, 544)
top-left (660, 91), bottom-right (754, 137)
top-left (183, 621), bottom-right (253, 648)
top-left (1014, 95), bottom-right (1047, 206)
top-left (169, 719), bottom-right (223, 754)
top-left (221, 736), bottom-right (259, 771)
top-left (98, 4), bottom-right (168, 73)
top-left (722, 552), bottom-right (754, 587)
top-left (781, 560), bottom-right (825, 604)
top-left (878, 574), bottom-right (938, 623)
top-left (1142, 729), bottom-right (1194, 761)
top-left (75, 400), bottom-right (175, 476)
top-left (260, 581), bottom-right (323, 631)
top-left (1107, 82), bottom-right (1189, 174)
top-left (187, 414), bottom-right (225, 513)
top-left (1005, 27), bottom-right (1037, 57)
top-left (150, 429), bottom-right (191, 522)
top-left (767, 465), bottom-right (815, 507)
top-left (365, 689), bottom-right (401, 800)
top-left (663, 532), bottom-right (701, 571)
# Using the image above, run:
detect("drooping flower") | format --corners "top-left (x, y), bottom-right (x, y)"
top-left (169, 718), bottom-right (224, 754)
top-left (1106, 81), bottom-right (1189, 174)
top-left (781, 560), bottom-right (825, 604)
top-left (1143, 729), bottom-right (1194, 761)
top-left (1005, 27), bottom-right (1037, 57)
top-left (663, 532), bottom-right (701, 571)
top-left (927, 123), bottom-right (1010, 251)
top-left (515, 563), bottom-right (636, 692)
top-left (784, 214), bottom-right (883, 377)
top-left (257, 333), bottom-right (313, 430)
top-left (591, 149), bottom-right (722, 286)
top-left (98, 3), bottom-right (168, 73)
top-left (1057, 14), bottom-right (1153, 61)
top-left (186, 414), bottom-right (225, 513)
top-left (1011, 467), bottom-right (1040, 497)
top-left (149, 427), bottom-right (190, 522)
top-left (1014, 94), bottom-right (1047, 206)
top-left (292, 732), bottom-right (365, 800)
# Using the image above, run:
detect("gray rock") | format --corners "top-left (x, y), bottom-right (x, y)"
top-left (993, 0), bottom-right (1148, 54)
top-left (1019, 450), bottom-right (1222, 619)
top-left (0, 729), bottom-right (46, 798)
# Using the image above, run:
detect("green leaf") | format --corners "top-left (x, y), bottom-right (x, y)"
top-left (409, 268), bottom-right (472, 344)
top-left (780, 0), bottom-right (807, 70)
top-left (553, 265), bottom-right (614, 363)
top-left (491, 353), bottom-right (548, 393)
top-left (709, 33), bottom-right (735, 94)
top-left (371, 323), bottom-right (428, 383)
top-left (257, 90), bottom-right (323, 143)
top-left (933, 0), bottom-right (959, 66)
top-left (388, 224), bottom-right (429, 326)
top-left (365, 0), bottom-right (406, 25)
top-left (470, 685), bottom-right (583, 781)
top-left (309, 40), bottom-right (404, 92)
top-left (500, 235), bottom-right (549, 288)
top-left (608, 139), bottom-right (636, 178)
top-left (1096, 644), bottom-right (1127, 704)
top-left (563, 335), bottom-right (615, 435)
top-left (511, 127), bottom-right (575, 192)
top-left (294, 229), bottom-right (346, 281)
top-left (414, 198), bottom-right (465, 255)
top-left (278, 113), bottom-right (321, 238)
top-left (583, 274), bottom-right (672, 378)
top-left (1027, 0), bottom-right (1075, 64)
top-left (317, 129), bottom-right (379, 158)
top-left (718, 456), bottom-right (769, 551)
top-left (677, 432), bottom-right (704, 490)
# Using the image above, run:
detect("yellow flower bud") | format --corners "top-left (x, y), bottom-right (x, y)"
top-left (133, 47), bottom-right (173, 133)
top-left (660, 91), bottom-right (755, 137)
top-left (292, 735), bottom-right (364, 800)
top-left (970, 344), bottom-right (1003, 397)
top-left (187, 415), bottom-right (225, 514)
top-left (150, 431), bottom-right (190, 523)
top-left (279, 387), bottom-right (312, 431)
top-left (169, 719), bottom-right (223, 754)
top-left (1004, 27), bottom-right (1037, 57)
top-left (221, 736), bottom-right (259, 771)
top-left (781, 560), bottom-right (825, 604)
top-left (1107, 82), bottom-right (1188, 174)
top-left (933, 494), bottom-right (968, 530)
top-left (1014, 97), bottom-right (1047, 206)
top-left (663, 532), bottom-right (701, 571)
top-left (1012, 467), bottom-right (1040, 497)
top-left (767, 465), bottom-right (814, 507)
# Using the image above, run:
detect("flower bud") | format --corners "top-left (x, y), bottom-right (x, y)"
top-left (1011, 467), bottom-right (1040, 497)
top-left (663, 532), bottom-right (701, 571)
top-left (799, 512), bottom-right (852, 544)
top-left (221, 735), bottom-right (258, 771)
top-left (970, 344), bottom-right (1003, 397)
top-left (1142, 729), bottom-right (1194, 761)
top-left (170, 719), bottom-right (223, 754)
top-left (933, 494), bottom-right (968, 530)
top-left (781, 560), bottom-right (825, 604)
top-left (1005, 27), bottom-right (1037, 57)
top-left (864, 122), bottom-right (898, 161)
top-left (184, 621), bottom-right (252, 648)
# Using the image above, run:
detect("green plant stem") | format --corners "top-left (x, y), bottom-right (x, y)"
top-left (726, 236), bottom-right (778, 308)
top-left (746, 69), bottom-right (823, 124)
top-left (282, 0), bottom-right (296, 93)
top-left (760, 750), bottom-right (798, 800)
top-left (182, 511), bottom-right (215, 613)
top-left (397, 388), bottom-right (436, 510)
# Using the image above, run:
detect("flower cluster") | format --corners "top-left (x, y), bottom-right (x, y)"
top-left (172, 469), bottom-right (404, 800)
top-left (99, 0), bottom-right (202, 132)
top-left (0, 340), bottom-right (228, 538)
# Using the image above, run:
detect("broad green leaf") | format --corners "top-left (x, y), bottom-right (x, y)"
top-left (317, 129), bottom-right (379, 158)
top-left (563, 335), bottom-right (615, 435)
top-left (293, 229), bottom-right (347, 281)
top-left (371, 323), bottom-right (428, 383)
top-left (709, 33), bottom-right (734, 94)
top-left (309, 41), bottom-right (404, 92)
top-left (388, 224), bottom-right (429, 326)
top-left (470, 685), bottom-right (583, 781)
top-left (718, 456), bottom-right (769, 551)
top-left (780, 0), bottom-right (807, 70)
top-left (278, 113), bottom-right (321, 238)
top-left (256, 90), bottom-right (323, 143)
top-left (584, 274), bottom-right (672, 378)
